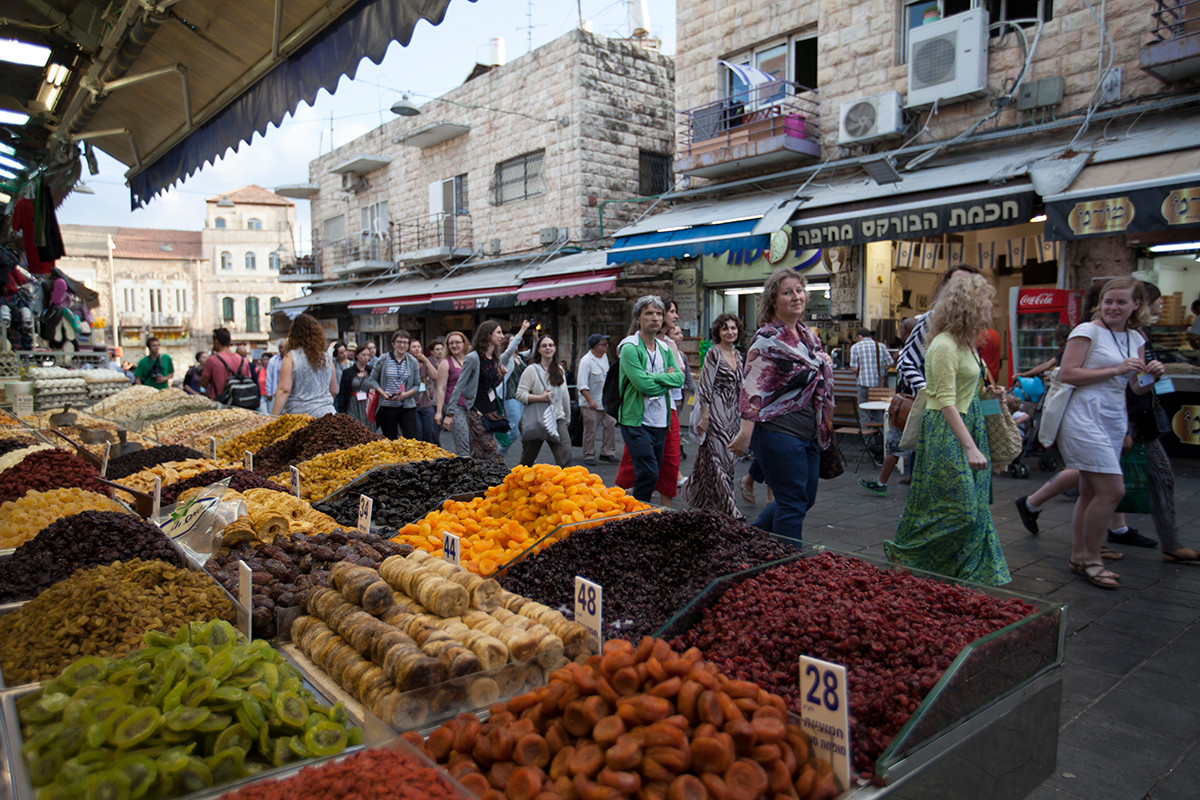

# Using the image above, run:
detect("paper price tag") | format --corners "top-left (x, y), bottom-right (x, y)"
top-left (573, 577), bottom-right (603, 655)
top-left (209, 437), bottom-right (217, 458)
top-left (357, 495), bottom-right (374, 536)
top-left (152, 477), bottom-right (162, 521)
top-left (290, 466), bottom-right (301, 497)
top-left (800, 656), bottom-right (851, 793)
top-left (243, 450), bottom-right (253, 471)
top-left (443, 532), bottom-right (461, 566)
top-left (237, 560), bottom-right (253, 640)
top-left (100, 442), bottom-right (111, 477)
top-left (13, 394), bottom-right (32, 418)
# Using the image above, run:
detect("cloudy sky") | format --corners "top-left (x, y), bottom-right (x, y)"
top-left (56, 0), bottom-right (677, 251)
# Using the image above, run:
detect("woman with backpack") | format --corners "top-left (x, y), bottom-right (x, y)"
top-left (271, 313), bottom-right (336, 417)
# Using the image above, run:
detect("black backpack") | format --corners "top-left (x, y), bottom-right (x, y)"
top-left (602, 358), bottom-right (624, 422)
top-left (215, 354), bottom-right (261, 410)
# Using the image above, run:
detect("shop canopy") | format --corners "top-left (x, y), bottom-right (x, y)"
top-left (0, 0), bottom-right (469, 208)
top-left (347, 264), bottom-right (525, 315)
top-left (517, 250), bottom-right (621, 303)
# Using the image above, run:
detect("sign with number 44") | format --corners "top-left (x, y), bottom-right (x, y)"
top-left (800, 656), bottom-right (851, 792)
top-left (443, 532), bottom-right (461, 566)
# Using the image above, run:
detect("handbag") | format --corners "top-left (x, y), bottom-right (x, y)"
top-left (983, 389), bottom-right (1023, 471)
top-left (365, 389), bottom-right (380, 425)
top-left (898, 388), bottom-right (928, 451)
top-left (887, 392), bottom-right (914, 430)
top-left (1127, 385), bottom-right (1171, 441)
top-left (818, 437), bottom-right (844, 480)
top-left (1038, 333), bottom-right (1097, 448)
top-left (1115, 443), bottom-right (1151, 514)
top-left (479, 410), bottom-right (510, 433)
top-left (519, 366), bottom-right (561, 442)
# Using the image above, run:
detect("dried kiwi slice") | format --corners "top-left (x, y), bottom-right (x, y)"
top-left (78, 768), bottom-right (132, 800)
top-left (143, 630), bottom-right (175, 649)
top-left (164, 705), bottom-right (211, 732)
top-left (303, 720), bottom-right (348, 756)
top-left (110, 707), bottom-right (162, 749)
top-left (348, 726), bottom-right (364, 747)
top-left (171, 758), bottom-right (214, 794)
top-left (205, 747), bottom-right (246, 784)
top-left (287, 736), bottom-right (313, 759)
top-left (182, 676), bottom-right (217, 707)
top-left (271, 737), bottom-right (302, 768)
top-left (237, 698), bottom-right (267, 736)
top-left (274, 691), bottom-right (309, 729)
top-left (206, 685), bottom-right (246, 709)
top-left (112, 754), bottom-right (157, 800)
top-left (195, 712), bottom-right (232, 734)
top-left (160, 680), bottom-right (188, 713)
top-left (213, 724), bottom-right (254, 754)
top-left (61, 657), bottom-right (111, 691)
top-left (26, 748), bottom-right (65, 787)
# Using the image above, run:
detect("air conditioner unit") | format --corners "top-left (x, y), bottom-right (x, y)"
top-left (838, 91), bottom-right (905, 145)
top-left (340, 172), bottom-right (364, 192)
top-left (907, 8), bottom-right (989, 108)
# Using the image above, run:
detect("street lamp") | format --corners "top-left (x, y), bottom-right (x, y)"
top-left (390, 95), bottom-right (420, 117)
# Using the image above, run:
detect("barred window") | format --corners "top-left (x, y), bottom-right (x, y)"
top-left (491, 150), bottom-right (546, 205)
top-left (639, 151), bottom-right (673, 196)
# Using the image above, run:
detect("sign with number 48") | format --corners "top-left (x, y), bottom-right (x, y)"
top-left (800, 656), bottom-right (851, 792)
top-left (573, 577), bottom-right (603, 654)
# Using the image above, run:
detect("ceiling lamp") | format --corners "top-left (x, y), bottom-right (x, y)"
top-left (390, 95), bottom-right (420, 117)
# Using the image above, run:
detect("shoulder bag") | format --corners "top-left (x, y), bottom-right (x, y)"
top-left (1115, 443), bottom-right (1151, 513)
top-left (982, 384), bottom-right (1023, 471)
top-left (898, 388), bottom-right (928, 451)
top-left (818, 434), bottom-right (844, 480)
top-left (1037, 332), bottom-right (1097, 448)
top-left (520, 366), bottom-right (560, 442)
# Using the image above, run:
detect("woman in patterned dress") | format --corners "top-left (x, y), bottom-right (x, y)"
top-left (686, 313), bottom-right (744, 518)
top-left (886, 272), bottom-right (1011, 586)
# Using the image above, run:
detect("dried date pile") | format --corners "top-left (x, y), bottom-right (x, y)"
top-left (205, 528), bottom-right (412, 638)
top-left (499, 509), bottom-right (796, 641)
top-left (671, 552), bottom-right (1037, 780)
top-left (105, 443), bottom-right (204, 479)
top-left (252, 413), bottom-right (381, 478)
top-left (0, 510), bottom-right (184, 603)
top-left (0, 448), bottom-right (107, 503)
top-left (315, 457), bottom-right (509, 533)
top-left (161, 467), bottom-right (288, 504)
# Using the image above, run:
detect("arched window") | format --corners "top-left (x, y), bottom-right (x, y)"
top-left (221, 297), bottom-right (234, 321)
top-left (220, 251), bottom-right (233, 270)
top-left (244, 251), bottom-right (256, 270)
top-left (247, 218), bottom-right (263, 230)
top-left (245, 297), bottom-right (260, 332)
top-left (214, 217), bottom-right (226, 229)
top-left (268, 252), bottom-right (280, 271)
top-left (269, 296), bottom-right (281, 309)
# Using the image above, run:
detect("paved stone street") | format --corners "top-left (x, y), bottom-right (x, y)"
top-left (497, 434), bottom-right (1200, 799)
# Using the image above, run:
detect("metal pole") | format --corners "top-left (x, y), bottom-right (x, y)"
top-left (107, 234), bottom-right (117, 351)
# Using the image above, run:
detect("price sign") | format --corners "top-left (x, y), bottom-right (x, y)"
top-left (152, 477), bottom-right (162, 520)
top-left (208, 437), bottom-right (217, 458)
top-left (443, 532), bottom-right (461, 566)
top-left (13, 394), bottom-right (32, 418)
top-left (290, 466), bottom-right (301, 497)
top-left (573, 576), bottom-right (603, 654)
top-left (237, 560), bottom-right (253, 640)
top-left (800, 656), bottom-right (851, 792)
top-left (357, 495), bottom-right (374, 536)
top-left (100, 442), bottom-right (111, 477)
top-left (243, 450), bottom-right (253, 471)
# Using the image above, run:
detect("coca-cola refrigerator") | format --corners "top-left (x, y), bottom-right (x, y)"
top-left (1008, 288), bottom-right (1083, 376)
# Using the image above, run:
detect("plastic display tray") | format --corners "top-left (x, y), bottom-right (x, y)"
top-left (654, 547), bottom-right (1066, 790)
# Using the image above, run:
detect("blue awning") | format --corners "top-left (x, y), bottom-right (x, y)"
top-left (607, 218), bottom-right (770, 265)
top-left (129, 0), bottom-right (468, 208)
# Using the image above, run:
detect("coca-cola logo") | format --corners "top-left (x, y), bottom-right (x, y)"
top-left (1020, 292), bottom-right (1055, 308)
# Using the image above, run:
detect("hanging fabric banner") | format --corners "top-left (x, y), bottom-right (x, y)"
top-left (947, 241), bottom-right (965, 264)
top-left (919, 243), bottom-right (938, 271)
top-left (1006, 237), bottom-right (1027, 269)
top-left (978, 241), bottom-right (997, 273)
top-left (895, 241), bottom-right (915, 269)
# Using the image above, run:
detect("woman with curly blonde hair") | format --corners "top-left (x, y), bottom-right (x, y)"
top-left (886, 272), bottom-right (1010, 585)
top-left (272, 313), bottom-right (337, 417)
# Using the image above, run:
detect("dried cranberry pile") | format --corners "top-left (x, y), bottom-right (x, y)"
top-left (251, 413), bottom-right (380, 477)
top-left (499, 509), bottom-right (796, 640)
top-left (161, 468), bottom-right (288, 504)
top-left (0, 448), bottom-right (107, 504)
top-left (671, 552), bottom-right (1037, 780)
top-left (106, 444), bottom-right (204, 479)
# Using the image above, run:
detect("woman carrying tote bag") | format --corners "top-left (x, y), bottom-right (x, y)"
top-left (516, 334), bottom-right (572, 467)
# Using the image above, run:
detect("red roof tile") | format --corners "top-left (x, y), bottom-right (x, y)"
top-left (113, 227), bottom-right (204, 260)
top-left (206, 185), bottom-right (294, 206)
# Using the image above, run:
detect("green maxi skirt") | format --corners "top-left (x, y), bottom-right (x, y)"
top-left (885, 398), bottom-right (1011, 587)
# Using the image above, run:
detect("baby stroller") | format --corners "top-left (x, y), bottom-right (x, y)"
top-left (1005, 375), bottom-right (1058, 477)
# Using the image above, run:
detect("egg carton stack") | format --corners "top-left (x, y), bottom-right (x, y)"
top-left (28, 366), bottom-right (88, 410)
top-left (81, 368), bottom-right (133, 400)
top-left (0, 351), bottom-right (18, 378)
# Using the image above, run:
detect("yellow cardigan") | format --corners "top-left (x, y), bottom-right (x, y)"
top-left (925, 332), bottom-right (981, 411)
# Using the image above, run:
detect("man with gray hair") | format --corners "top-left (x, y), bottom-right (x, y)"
top-left (616, 295), bottom-right (685, 502)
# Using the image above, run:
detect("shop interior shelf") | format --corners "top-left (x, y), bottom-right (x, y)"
top-left (654, 547), bottom-right (1066, 787)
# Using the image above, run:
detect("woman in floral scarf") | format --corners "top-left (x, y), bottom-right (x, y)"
top-left (729, 268), bottom-right (834, 541)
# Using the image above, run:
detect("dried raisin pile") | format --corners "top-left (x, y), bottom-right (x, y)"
top-left (0, 448), bottom-right (106, 503)
top-left (0, 437), bottom-right (36, 457)
top-left (162, 468), bottom-right (288, 504)
top-left (0, 510), bottom-right (184, 602)
top-left (106, 444), bottom-right (204, 479)
top-left (315, 457), bottom-right (509, 533)
top-left (252, 413), bottom-right (380, 478)
top-left (499, 509), bottom-right (796, 641)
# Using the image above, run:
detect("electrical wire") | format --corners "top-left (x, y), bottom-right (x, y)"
top-left (1069, 0), bottom-right (1117, 148)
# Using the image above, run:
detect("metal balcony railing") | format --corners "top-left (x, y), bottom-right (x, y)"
top-left (393, 211), bottom-right (474, 256)
top-left (316, 231), bottom-right (394, 273)
top-left (678, 81), bottom-right (822, 156)
top-left (1150, 0), bottom-right (1200, 41)
top-left (278, 256), bottom-right (320, 280)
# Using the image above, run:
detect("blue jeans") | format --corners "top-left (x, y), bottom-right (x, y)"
top-left (620, 424), bottom-right (666, 503)
top-left (751, 426), bottom-right (820, 542)
top-left (501, 398), bottom-right (524, 454)
top-left (415, 407), bottom-right (436, 443)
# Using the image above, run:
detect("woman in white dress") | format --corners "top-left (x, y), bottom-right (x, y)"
top-left (1057, 277), bottom-right (1164, 589)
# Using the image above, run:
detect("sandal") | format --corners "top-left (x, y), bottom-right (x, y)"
top-left (1070, 561), bottom-right (1120, 589)
top-left (739, 476), bottom-right (756, 504)
top-left (1162, 547), bottom-right (1200, 563)
top-left (1100, 547), bottom-right (1125, 561)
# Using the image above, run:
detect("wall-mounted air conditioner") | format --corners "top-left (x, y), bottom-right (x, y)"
top-left (907, 8), bottom-right (989, 108)
top-left (340, 173), bottom-right (365, 192)
top-left (838, 91), bottom-right (905, 145)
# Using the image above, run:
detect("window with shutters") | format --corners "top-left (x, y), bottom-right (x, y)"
top-left (222, 297), bottom-right (234, 322)
top-left (245, 297), bottom-right (260, 332)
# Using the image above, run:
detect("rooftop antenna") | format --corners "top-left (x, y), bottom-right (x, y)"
top-left (518, 0), bottom-right (544, 53)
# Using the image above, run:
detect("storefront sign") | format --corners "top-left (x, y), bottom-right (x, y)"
top-left (432, 294), bottom-right (519, 311)
top-left (316, 318), bottom-right (339, 341)
top-left (791, 194), bottom-right (1033, 248)
top-left (673, 268), bottom-right (699, 335)
top-left (1047, 183), bottom-right (1200, 240)
top-left (1172, 405), bottom-right (1200, 445)
top-left (358, 312), bottom-right (398, 332)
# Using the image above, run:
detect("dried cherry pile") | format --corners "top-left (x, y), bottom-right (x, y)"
top-left (499, 509), bottom-right (796, 641)
top-left (205, 528), bottom-right (412, 638)
top-left (0, 448), bottom-right (106, 503)
top-left (0, 510), bottom-right (184, 602)
top-left (105, 444), bottom-right (204, 479)
top-left (251, 413), bottom-right (380, 477)
top-left (314, 457), bottom-right (509, 533)
top-left (161, 467), bottom-right (288, 504)
top-left (671, 552), bottom-right (1037, 780)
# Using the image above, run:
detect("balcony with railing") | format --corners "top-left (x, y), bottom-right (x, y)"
top-left (318, 231), bottom-right (395, 276)
top-left (278, 255), bottom-right (320, 283)
top-left (1142, 0), bottom-right (1200, 82)
top-left (677, 82), bottom-right (821, 179)
top-left (393, 211), bottom-right (474, 266)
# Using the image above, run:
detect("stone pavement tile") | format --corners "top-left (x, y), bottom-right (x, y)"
top-left (1023, 785), bottom-right (1090, 800)
top-left (1149, 743), bottom-right (1200, 800)
top-left (1093, 606), bottom-right (1195, 639)
top-left (1059, 664), bottom-right (1122, 723)
top-left (1047, 715), bottom-right (1182, 797)
top-left (1045, 585), bottom-right (1123, 633)
top-left (1062, 623), bottom-right (1156, 675)
top-left (1137, 585), bottom-right (1200, 608)
top-left (1086, 679), bottom-right (1200, 743)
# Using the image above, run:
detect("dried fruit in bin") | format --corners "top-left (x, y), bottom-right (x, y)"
top-left (273, 439), bottom-right (454, 501)
top-left (162, 468), bottom-right (288, 504)
top-left (0, 448), bottom-right (108, 503)
top-left (16, 620), bottom-right (360, 800)
top-left (0, 487), bottom-right (133, 550)
top-left (106, 444), bottom-right (207, 480)
top-left (216, 413), bottom-right (313, 461)
top-left (251, 413), bottom-right (381, 478)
